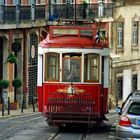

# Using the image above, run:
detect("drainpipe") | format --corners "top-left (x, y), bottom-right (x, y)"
top-left (0, 0), bottom-right (4, 24)
top-left (48, 0), bottom-right (51, 21)
top-left (74, 0), bottom-right (76, 25)
top-left (16, 0), bottom-right (20, 27)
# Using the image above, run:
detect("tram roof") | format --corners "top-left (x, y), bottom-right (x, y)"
top-left (40, 35), bottom-right (108, 49)
top-left (40, 34), bottom-right (95, 48)
top-left (39, 25), bottom-right (108, 49)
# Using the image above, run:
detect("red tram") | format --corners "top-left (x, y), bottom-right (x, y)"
top-left (37, 24), bottom-right (109, 127)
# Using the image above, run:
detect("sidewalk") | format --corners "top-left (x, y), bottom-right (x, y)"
top-left (0, 107), bottom-right (39, 119)
top-left (0, 107), bottom-right (116, 120)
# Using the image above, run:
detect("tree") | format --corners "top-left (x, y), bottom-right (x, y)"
top-left (12, 78), bottom-right (22, 102)
top-left (0, 79), bottom-right (9, 103)
top-left (6, 51), bottom-right (18, 64)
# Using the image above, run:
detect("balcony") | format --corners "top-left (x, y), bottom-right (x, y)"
top-left (0, 4), bottom-right (46, 29)
top-left (48, 2), bottom-right (114, 24)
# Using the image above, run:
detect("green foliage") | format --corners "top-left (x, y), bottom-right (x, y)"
top-left (12, 78), bottom-right (22, 88)
top-left (0, 79), bottom-right (9, 89)
top-left (7, 52), bottom-right (18, 64)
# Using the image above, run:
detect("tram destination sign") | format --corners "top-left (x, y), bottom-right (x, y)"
top-left (52, 28), bottom-right (93, 38)
top-left (80, 30), bottom-right (93, 36)
top-left (53, 28), bottom-right (78, 36)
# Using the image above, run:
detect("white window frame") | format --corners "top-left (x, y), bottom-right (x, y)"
top-left (52, 0), bottom-right (73, 4)
top-left (84, 53), bottom-right (100, 82)
top-left (45, 53), bottom-right (59, 82)
top-left (117, 22), bottom-right (123, 48)
top-left (132, 21), bottom-right (138, 46)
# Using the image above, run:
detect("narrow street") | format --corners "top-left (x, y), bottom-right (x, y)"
top-left (0, 111), bottom-right (118, 140)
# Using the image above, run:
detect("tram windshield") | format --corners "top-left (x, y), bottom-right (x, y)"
top-left (63, 53), bottom-right (81, 82)
top-left (44, 52), bottom-right (99, 83)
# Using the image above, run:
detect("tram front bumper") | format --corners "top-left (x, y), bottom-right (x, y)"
top-left (45, 112), bottom-right (102, 126)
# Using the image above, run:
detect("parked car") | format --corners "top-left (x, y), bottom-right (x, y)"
top-left (115, 90), bottom-right (140, 140)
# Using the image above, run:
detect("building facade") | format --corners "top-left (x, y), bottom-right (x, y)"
top-left (110, 0), bottom-right (140, 107)
top-left (0, 0), bottom-right (47, 107)
top-left (0, 0), bottom-right (114, 108)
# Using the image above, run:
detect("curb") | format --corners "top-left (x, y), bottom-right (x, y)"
top-left (0, 108), bottom-right (39, 119)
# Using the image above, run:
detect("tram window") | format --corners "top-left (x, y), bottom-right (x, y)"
top-left (45, 53), bottom-right (59, 81)
top-left (84, 54), bottom-right (99, 82)
top-left (62, 53), bottom-right (81, 82)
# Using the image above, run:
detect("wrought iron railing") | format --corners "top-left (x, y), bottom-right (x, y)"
top-left (20, 6), bottom-right (31, 21)
top-left (4, 6), bottom-right (16, 23)
top-left (0, 4), bottom-right (46, 24)
top-left (48, 3), bottom-right (115, 21)
top-left (0, 3), bottom-right (114, 25)
top-left (35, 5), bottom-right (46, 20)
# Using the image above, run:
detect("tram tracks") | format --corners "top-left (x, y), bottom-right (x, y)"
top-left (48, 127), bottom-right (90, 140)
top-left (48, 130), bottom-right (60, 140)
top-left (80, 129), bottom-right (90, 140)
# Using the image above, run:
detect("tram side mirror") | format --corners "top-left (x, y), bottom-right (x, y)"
top-left (115, 107), bottom-right (122, 115)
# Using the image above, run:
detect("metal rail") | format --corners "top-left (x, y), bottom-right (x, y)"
top-left (80, 129), bottom-right (90, 140)
top-left (47, 128), bottom-right (90, 140)
top-left (48, 130), bottom-right (60, 140)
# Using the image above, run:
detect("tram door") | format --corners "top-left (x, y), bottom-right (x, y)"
top-left (0, 38), bottom-right (3, 102)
